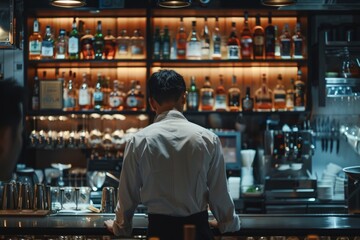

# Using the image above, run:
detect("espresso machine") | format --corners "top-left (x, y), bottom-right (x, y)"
top-left (264, 129), bottom-right (317, 199)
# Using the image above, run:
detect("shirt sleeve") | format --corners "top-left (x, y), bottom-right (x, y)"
top-left (207, 136), bottom-right (241, 233)
top-left (113, 137), bottom-right (142, 236)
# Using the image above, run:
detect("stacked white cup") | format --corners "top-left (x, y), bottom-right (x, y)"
top-left (240, 149), bottom-right (256, 192)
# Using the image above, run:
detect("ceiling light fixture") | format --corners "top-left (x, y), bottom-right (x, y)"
top-left (50, 0), bottom-right (87, 8)
top-left (261, 0), bottom-right (297, 6)
top-left (157, 0), bottom-right (192, 8)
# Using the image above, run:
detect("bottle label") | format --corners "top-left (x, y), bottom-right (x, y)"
top-left (186, 42), bottom-right (201, 58)
top-left (227, 46), bottom-right (239, 59)
top-left (213, 41), bottom-right (221, 55)
top-left (201, 92), bottom-right (214, 107)
top-left (64, 97), bottom-right (75, 108)
top-left (280, 39), bottom-right (291, 57)
top-left (79, 89), bottom-right (90, 105)
top-left (131, 44), bottom-right (144, 55)
top-left (56, 42), bottom-right (66, 59)
top-left (109, 96), bottom-right (121, 108)
top-left (68, 36), bottom-right (79, 54)
top-left (118, 42), bottom-right (129, 55)
top-left (29, 41), bottom-right (42, 54)
top-left (126, 95), bottom-right (138, 108)
top-left (154, 41), bottom-right (160, 56)
top-left (228, 93), bottom-right (240, 107)
top-left (242, 98), bottom-right (254, 111)
top-left (215, 95), bottom-right (227, 109)
top-left (93, 91), bottom-right (103, 102)
top-left (41, 40), bottom-right (54, 57)
top-left (187, 92), bottom-right (199, 109)
top-left (254, 36), bottom-right (264, 45)
top-left (163, 42), bottom-right (170, 55)
top-left (274, 93), bottom-right (286, 102)
top-left (293, 39), bottom-right (303, 57)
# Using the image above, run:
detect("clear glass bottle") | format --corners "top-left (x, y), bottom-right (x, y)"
top-left (242, 86), bottom-right (254, 112)
top-left (29, 18), bottom-right (42, 60)
top-left (292, 21), bottom-right (304, 59)
top-left (214, 75), bottom-right (227, 111)
top-left (104, 29), bottom-right (116, 60)
top-left (212, 16), bottom-right (222, 60)
top-left (162, 26), bottom-right (171, 60)
top-left (255, 74), bottom-right (273, 111)
top-left (201, 17), bottom-right (211, 60)
top-left (265, 12), bottom-right (275, 59)
top-left (109, 80), bottom-right (124, 111)
top-left (55, 29), bottom-right (67, 59)
top-left (294, 69), bottom-right (305, 111)
top-left (153, 26), bottom-right (161, 60)
top-left (273, 74), bottom-right (286, 111)
top-left (130, 29), bottom-right (145, 58)
top-left (126, 80), bottom-right (144, 110)
top-left (228, 75), bottom-right (241, 112)
top-left (116, 29), bottom-right (130, 58)
top-left (286, 78), bottom-right (295, 111)
top-left (93, 21), bottom-right (104, 60)
top-left (253, 14), bottom-right (265, 59)
top-left (93, 73), bottom-right (104, 111)
top-left (176, 17), bottom-right (187, 60)
top-left (80, 29), bottom-right (94, 59)
top-left (240, 11), bottom-right (253, 59)
top-left (41, 26), bottom-right (54, 59)
top-left (280, 23), bottom-right (291, 59)
top-left (200, 76), bottom-right (215, 111)
top-left (227, 22), bottom-right (240, 60)
top-left (187, 76), bottom-right (199, 111)
top-left (186, 21), bottom-right (201, 60)
top-left (64, 78), bottom-right (76, 111)
top-left (78, 73), bottom-right (91, 110)
top-left (68, 17), bottom-right (80, 60)
top-left (274, 25), bottom-right (281, 58)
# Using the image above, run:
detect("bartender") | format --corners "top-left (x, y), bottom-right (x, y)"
top-left (104, 70), bottom-right (240, 239)
top-left (0, 79), bottom-right (24, 181)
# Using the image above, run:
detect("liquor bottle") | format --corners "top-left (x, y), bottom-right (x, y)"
top-left (153, 26), bottom-right (161, 60)
top-left (242, 87), bottom-right (254, 112)
top-left (273, 74), bottom-right (286, 111)
top-left (130, 29), bottom-right (145, 58)
top-left (126, 80), bottom-right (144, 110)
top-left (240, 11), bottom-right (253, 59)
top-left (294, 69), bottom-right (305, 111)
top-left (78, 73), bottom-right (91, 110)
top-left (109, 80), bottom-right (124, 111)
top-left (186, 21), bottom-right (201, 60)
top-left (32, 70), bottom-right (40, 111)
top-left (63, 78), bottom-right (76, 111)
top-left (264, 12), bottom-right (275, 59)
top-left (280, 23), bottom-right (291, 59)
top-left (68, 17), bottom-right (80, 60)
top-left (285, 78), bottom-right (295, 110)
top-left (227, 22), bottom-right (240, 60)
top-left (80, 29), bottom-right (94, 59)
top-left (255, 74), bottom-right (273, 111)
top-left (274, 25), bottom-right (281, 58)
top-left (55, 29), bottom-right (67, 59)
top-left (41, 26), bottom-right (54, 59)
top-left (228, 75), bottom-right (241, 112)
top-left (29, 18), bottom-right (42, 60)
top-left (200, 76), bottom-right (215, 111)
top-left (212, 17), bottom-right (222, 60)
top-left (93, 73), bottom-right (104, 111)
top-left (162, 26), bottom-right (171, 60)
top-left (292, 21), bottom-right (304, 59)
top-left (104, 29), bottom-right (116, 60)
top-left (201, 17), bottom-right (211, 60)
top-left (176, 17), bottom-right (187, 60)
top-left (116, 29), bottom-right (130, 58)
top-left (93, 21), bottom-right (104, 60)
top-left (214, 75), bottom-right (227, 111)
top-left (187, 76), bottom-right (199, 111)
top-left (253, 14), bottom-right (265, 59)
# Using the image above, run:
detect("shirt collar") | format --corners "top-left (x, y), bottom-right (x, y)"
top-left (154, 110), bottom-right (187, 123)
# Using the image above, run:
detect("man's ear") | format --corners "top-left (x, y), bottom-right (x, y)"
top-left (148, 97), bottom-right (157, 112)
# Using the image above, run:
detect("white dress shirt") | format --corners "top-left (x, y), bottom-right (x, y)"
top-left (113, 110), bottom-right (240, 236)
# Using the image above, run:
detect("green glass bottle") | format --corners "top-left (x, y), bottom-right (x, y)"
top-left (68, 17), bottom-right (79, 60)
top-left (93, 21), bottom-right (104, 60)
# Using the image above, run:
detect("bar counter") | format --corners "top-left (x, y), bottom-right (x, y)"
top-left (1, 213), bottom-right (360, 237)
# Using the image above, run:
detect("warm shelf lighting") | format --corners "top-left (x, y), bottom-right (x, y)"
top-left (50, 0), bottom-right (86, 8)
top-left (261, 0), bottom-right (297, 6)
top-left (157, 0), bottom-right (192, 8)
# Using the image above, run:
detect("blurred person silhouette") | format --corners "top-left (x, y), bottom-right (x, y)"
top-left (0, 79), bottom-right (24, 181)
top-left (104, 70), bottom-right (240, 239)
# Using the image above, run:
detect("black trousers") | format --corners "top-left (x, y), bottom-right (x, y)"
top-left (147, 211), bottom-right (214, 240)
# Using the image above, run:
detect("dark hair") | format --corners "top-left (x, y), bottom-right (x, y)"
top-left (0, 79), bottom-right (24, 134)
top-left (147, 69), bottom-right (186, 105)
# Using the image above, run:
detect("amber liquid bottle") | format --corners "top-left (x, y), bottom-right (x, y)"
top-left (81, 29), bottom-right (95, 59)
top-left (227, 22), bottom-right (240, 60)
top-left (176, 17), bottom-right (187, 60)
top-left (29, 18), bottom-right (42, 60)
top-left (214, 75), bottom-right (227, 111)
top-left (104, 29), bottom-right (116, 60)
top-left (273, 74), bottom-right (286, 111)
top-left (255, 74), bottom-right (273, 111)
top-left (240, 11), bottom-right (253, 59)
top-left (242, 87), bottom-right (254, 112)
top-left (253, 14), bottom-right (265, 59)
top-left (200, 76), bottom-right (215, 111)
